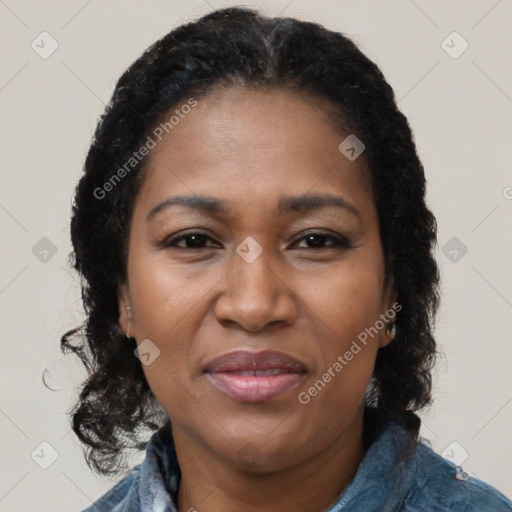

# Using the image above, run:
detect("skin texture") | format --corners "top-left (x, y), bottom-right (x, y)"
top-left (118, 86), bottom-right (396, 512)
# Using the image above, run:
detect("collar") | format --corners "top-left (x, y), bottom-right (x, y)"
top-left (326, 415), bottom-right (417, 511)
top-left (137, 421), bottom-right (180, 512)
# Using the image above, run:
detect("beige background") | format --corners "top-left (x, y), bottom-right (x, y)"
top-left (1, 0), bottom-right (511, 510)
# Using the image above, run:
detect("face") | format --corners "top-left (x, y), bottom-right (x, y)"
top-left (118, 86), bottom-right (396, 473)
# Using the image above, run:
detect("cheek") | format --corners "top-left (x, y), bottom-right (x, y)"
top-left (299, 254), bottom-right (385, 347)
top-left (295, 256), bottom-right (384, 405)
top-left (126, 254), bottom-right (226, 401)
top-left (129, 255), bottom-right (225, 339)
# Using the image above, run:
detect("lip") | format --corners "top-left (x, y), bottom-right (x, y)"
top-left (204, 350), bottom-right (307, 402)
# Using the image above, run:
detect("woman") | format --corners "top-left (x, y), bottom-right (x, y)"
top-left (62, 7), bottom-right (512, 511)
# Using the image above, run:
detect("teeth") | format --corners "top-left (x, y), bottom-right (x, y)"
top-left (232, 369), bottom-right (286, 376)
top-left (255, 369), bottom-right (282, 376)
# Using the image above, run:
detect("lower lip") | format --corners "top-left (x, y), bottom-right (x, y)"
top-left (207, 372), bottom-right (304, 402)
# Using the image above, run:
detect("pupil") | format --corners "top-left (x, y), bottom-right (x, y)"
top-left (307, 235), bottom-right (325, 248)
top-left (188, 234), bottom-right (206, 247)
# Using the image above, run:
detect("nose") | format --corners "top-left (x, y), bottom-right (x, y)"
top-left (214, 245), bottom-right (298, 332)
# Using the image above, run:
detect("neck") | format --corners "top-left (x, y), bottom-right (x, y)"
top-left (175, 404), bottom-right (368, 512)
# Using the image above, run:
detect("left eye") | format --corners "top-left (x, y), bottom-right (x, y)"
top-left (292, 233), bottom-right (351, 249)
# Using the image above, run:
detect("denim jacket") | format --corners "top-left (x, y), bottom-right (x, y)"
top-left (81, 414), bottom-right (512, 512)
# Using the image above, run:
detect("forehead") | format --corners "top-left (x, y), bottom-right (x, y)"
top-left (137, 86), bottom-right (373, 215)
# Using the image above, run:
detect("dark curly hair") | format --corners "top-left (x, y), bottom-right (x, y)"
top-left (61, 6), bottom-right (440, 477)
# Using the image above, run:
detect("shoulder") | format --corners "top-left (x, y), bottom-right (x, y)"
top-left (403, 441), bottom-right (512, 511)
top-left (79, 464), bottom-right (141, 512)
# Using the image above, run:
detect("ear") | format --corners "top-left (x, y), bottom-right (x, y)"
top-left (378, 277), bottom-right (398, 349)
top-left (117, 282), bottom-right (132, 337)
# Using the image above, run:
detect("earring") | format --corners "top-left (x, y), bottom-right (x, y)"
top-left (386, 322), bottom-right (396, 340)
top-left (125, 306), bottom-right (132, 339)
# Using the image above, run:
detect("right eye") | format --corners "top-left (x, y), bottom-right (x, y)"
top-left (162, 231), bottom-right (222, 250)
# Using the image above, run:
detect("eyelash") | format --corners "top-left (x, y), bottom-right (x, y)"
top-left (161, 230), bottom-right (353, 251)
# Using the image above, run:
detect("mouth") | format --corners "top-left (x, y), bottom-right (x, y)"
top-left (204, 350), bottom-right (307, 402)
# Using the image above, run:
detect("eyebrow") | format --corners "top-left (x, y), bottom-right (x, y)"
top-left (146, 193), bottom-right (361, 221)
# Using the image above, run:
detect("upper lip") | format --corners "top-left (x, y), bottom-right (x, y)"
top-left (204, 350), bottom-right (307, 373)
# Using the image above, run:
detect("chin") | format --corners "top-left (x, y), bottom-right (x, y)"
top-left (213, 431), bottom-right (308, 474)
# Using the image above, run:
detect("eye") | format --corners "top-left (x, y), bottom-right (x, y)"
top-left (291, 231), bottom-right (352, 250)
top-left (162, 231), bottom-right (221, 249)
